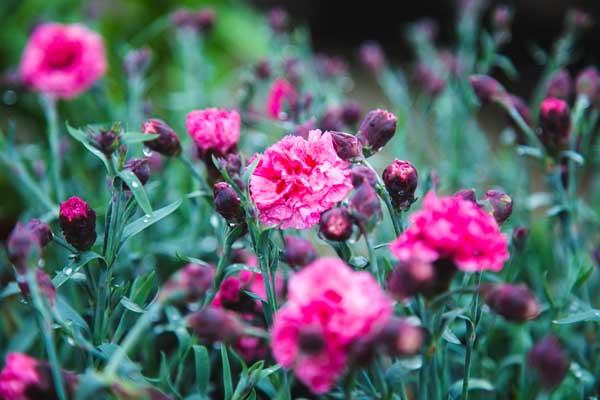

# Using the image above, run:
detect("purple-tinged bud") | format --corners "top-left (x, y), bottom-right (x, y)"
top-left (566, 8), bottom-right (592, 31)
top-left (161, 264), bottom-right (215, 303)
top-left (482, 283), bottom-right (540, 322)
top-left (349, 183), bottom-right (382, 231)
top-left (470, 75), bottom-right (506, 104)
top-left (482, 189), bottom-right (513, 224)
top-left (454, 188), bottom-right (478, 204)
top-left (24, 219), bottom-right (52, 248)
top-left (124, 48), bottom-right (151, 78)
top-left (358, 109), bottom-right (397, 154)
top-left (316, 54), bottom-right (348, 78)
top-left (298, 326), bottom-right (325, 355)
top-left (330, 131), bottom-right (361, 161)
top-left (7, 224), bottom-right (41, 271)
top-left (591, 247), bottom-right (600, 268)
top-left (282, 58), bottom-right (301, 86)
top-left (575, 66), bottom-right (600, 98)
top-left (187, 307), bottom-right (243, 344)
top-left (283, 236), bottom-right (317, 268)
top-left (213, 182), bottom-right (243, 223)
top-left (379, 318), bottom-right (426, 356)
top-left (268, 7), bottom-right (289, 33)
top-left (254, 59), bottom-right (271, 80)
top-left (528, 336), bottom-right (569, 389)
top-left (358, 41), bottom-right (385, 74)
top-left (387, 259), bottom-right (435, 301)
top-left (124, 158), bottom-right (150, 186)
top-left (492, 5), bottom-right (512, 31)
top-left (539, 97), bottom-right (571, 152)
top-left (17, 269), bottom-right (57, 306)
top-left (382, 160), bottom-right (418, 209)
top-left (546, 69), bottom-right (573, 101)
top-left (172, 8), bottom-right (216, 33)
top-left (141, 119), bottom-right (182, 157)
top-left (415, 64), bottom-right (446, 96)
top-left (291, 118), bottom-right (316, 140)
top-left (412, 18), bottom-right (439, 41)
top-left (195, 8), bottom-right (216, 33)
top-left (320, 108), bottom-right (343, 132)
top-left (319, 208), bottom-right (353, 242)
top-left (350, 165), bottom-right (377, 188)
top-left (59, 196), bottom-right (97, 251)
top-left (91, 127), bottom-right (120, 156)
top-left (512, 226), bottom-right (528, 252)
top-left (341, 101), bottom-right (362, 126)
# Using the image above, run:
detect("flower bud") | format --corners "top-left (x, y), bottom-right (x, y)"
top-left (195, 8), bottom-right (216, 33)
top-left (187, 307), bottom-right (243, 344)
top-left (415, 64), bottom-right (445, 96)
top-left (92, 127), bottom-right (120, 156)
top-left (213, 182), bottom-right (243, 223)
top-left (124, 48), bottom-right (151, 78)
top-left (254, 59), bottom-right (271, 80)
top-left (512, 226), bottom-right (528, 252)
top-left (7, 224), bottom-right (41, 271)
top-left (350, 165), bottom-right (377, 188)
top-left (539, 97), bottom-right (571, 152)
top-left (546, 69), bottom-right (573, 100)
top-left (387, 259), bottom-right (435, 301)
top-left (283, 236), bottom-right (317, 268)
top-left (319, 108), bottom-right (343, 132)
top-left (268, 7), bottom-right (289, 33)
top-left (528, 336), bottom-right (569, 389)
top-left (17, 269), bottom-right (57, 306)
top-left (161, 264), bottom-right (215, 303)
top-left (172, 8), bottom-right (216, 33)
top-left (349, 183), bottom-right (382, 231)
top-left (319, 208), bottom-right (353, 242)
top-left (341, 101), bottom-right (362, 126)
top-left (492, 5), bottom-right (512, 31)
top-left (358, 41), bottom-right (385, 73)
top-left (383, 160), bottom-right (418, 209)
top-left (482, 283), bottom-right (540, 322)
top-left (358, 109), bottom-right (397, 154)
top-left (329, 131), bottom-right (361, 161)
top-left (379, 318), bottom-right (426, 356)
top-left (24, 219), bottom-right (52, 247)
top-left (470, 75), bottom-right (506, 104)
top-left (59, 196), bottom-right (97, 251)
top-left (124, 158), bottom-right (150, 186)
top-left (298, 326), bottom-right (326, 355)
top-left (141, 119), bottom-right (182, 157)
top-left (575, 66), bottom-right (600, 99)
top-left (482, 189), bottom-right (512, 224)
top-left (566, 8), bottom-right (592, 31)
top-left (454, 188), bottom-right (478, 204)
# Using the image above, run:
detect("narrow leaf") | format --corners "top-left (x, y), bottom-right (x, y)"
top-left (122, 131), bottom-right (158, 144)
top-left (194, 345), bottom-right (211, 398)
top-left (122, 199), bottom-right (181, 240)
top-left (554, 309), bottom-right (600, 325)
top-left (66, 124), bottom-right (110, 172)
top-left (118, 170), bottom-right (152, 215)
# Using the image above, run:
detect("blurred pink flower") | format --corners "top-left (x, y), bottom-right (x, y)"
top-left (186, 108), bottom-right (240, 157)
top-left (266, 78), bottom-right (297, 119)
top-left (20, 23), bottom-right (107, 99)
top-left (250, 130), bottom-right (352, 229)
top-left (391, 192), bottom-right (509, 272)
top-left (271, 257), bottom-right (392, 393)
top-left (0, 353), bottom-right (41, 400)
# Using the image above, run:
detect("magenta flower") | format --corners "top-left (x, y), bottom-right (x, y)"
top-left (271, 257), bottom-right (392, 393)
top-left (19, 23), bottom-right (107, 99)
top-left (186, 108), bottom-right (240, 158)
top-left (0, 353), bottom-right (41, 400)
top-left (265, 78), bottom-right (297, 120)
top-left (391, 192), bottom-right (509, 272)
top-left (59, 196), bottom-right (97, 251)
top-left (250, 130), bottom-right (353, 229)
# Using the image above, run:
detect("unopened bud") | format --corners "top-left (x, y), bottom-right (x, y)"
top-left (330, 131), bottom-right (361, 161)
top-left (24, 219), bottom-right (52, 248)
top-left (539, 97), bottom-right (571, 153)
top-left (268, 7), bottom-right (289, 33)
top-left (358, 41), bottom-right (385, 73)
top-left (341, 101), bottom-right (362, 126)
top-left (482, 283), bottom-right (540, 322)
top-left (92, 127), bottom-right (120, 156)
top-left (319, 208), bottom-right (353, 242)
top-left (528, 336), bottom-right (569, 389)
top-left (254, 59), bottom-right (272, 80)
top-left (575, 66), bottom-right (600, 99)
top-left (546, 69), bottom-right (573, 100)
top-left (17, 269), bottom-right (57, 306)
top-left (387, 259), bottom-right (435, 301)
top-left (358, 109), bottom-right (397, 155)
top-left (187, 307), bottom-right (243, 344)
top-left (566, 8), bottom-right (592, 31)
top-left (349, 183), bottom-right (381, 231)
top-left (470, 75), bottom-right (506, 104)
top-left (454, 188), bottom-right (478, 204)
top-left (124, 158), bottom-right (150, 187)
top-left (172, 8), bottom-right (216, 33)
top-left (124, 48), bottom-right (151, 77)
top-left (512, 226), bottom-right (528, 252)
top-left (383, 160), bottom-right (418, 210)
top-left (161, 264), bottom-right (215, 303)
top-left (59, 196), bottom-right (97, 251)
top-left (319, 108), bottom-right (343, 132)
top-left (482, 189), bottom-right (512, 224)
top-left (379, 318), bottom-right (426, 356)
top-left (214, 182), bottom-right (243, 223)
top-left (283, 236), bottom-right (317, 268)
top-left (492, 5), bottom-right (512, 31)
top-left (350, 165), bottom-right (377, 188)
top-left (141, 119), bottom-right (182, 157)
top-left (7, 224), bottom-right (41, 271)
top-left (416, 64), bottom-right (446, 96)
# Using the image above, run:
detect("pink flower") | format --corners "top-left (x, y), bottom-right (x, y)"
top-left (391, 192), bottom-right (509, 272)
top-left (250, 130), bottom-right (353, 229)
top-left (186, 108), bottom-right (240, 157)
top-left (20, 23), bottom-right (107, 99)
top-left (266, 78), bottom-right (297, 119)
top-left (271, 257), bottom-right (392, 393)
top-left (0, 353), bottom-right (41, 400)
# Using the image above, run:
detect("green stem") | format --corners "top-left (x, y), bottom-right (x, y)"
top-left (204, 225), bottom-right (242, 305)
top-left (41, 95), bottom-right (64, 202)
top-left (178, 155), bottom-right (212, 197)
top-left (363, 229), bottom-right (381, 284)
top-left (26, 269), bottom-right (67, 400)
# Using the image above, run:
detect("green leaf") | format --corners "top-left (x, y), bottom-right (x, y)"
top-left (221, 345), bottom-right (233, 400)
top-left (122, 131), bottom-right (158, 144)
top-left (120, 297), bottom-right (145, 313)
top-left (447, 378), bottom-right (494, 399)
top-left (55, 296), bottom-right (90, 333)
top-left (122, 199), bottom-right (182, 240)
top-left (53, 251), bottom-right (104, 288)
top-left (385, 357), bottom-right (422, 387)
top-left (553, 309), bottom-right (600, 325)
top-left (442, 327), bottom-right (462, 345)
top-left (118, 169), bottom-right (152, 215)
top-left (66, 124), bottom-right (110, 172)
top-left (194, 345), bottom-right (211, 398)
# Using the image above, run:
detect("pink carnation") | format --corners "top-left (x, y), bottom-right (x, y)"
top-left (19, 23), bottom-right (107, 99)
top-left (0, 353), bottom-right (41, 400)
top-left (186, 108), bottom-right (241, 157)
top-left (390, 192), bottom-right (509, 272)
top-left (271, 257), bottom-right (392, 393)
top-left (250, 130), bottom-right (353, 229)
top-left (266, 78), bottom-right (297, 119)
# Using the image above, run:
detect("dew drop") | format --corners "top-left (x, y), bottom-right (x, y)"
top-left (143, 147), bottom-right (153, 157)
top-left (67, 338), bottom-right (75, 346)
top-left (131, 181), bottom-right (139, 188)
top-left (64, 268), bottom-right (73, 275)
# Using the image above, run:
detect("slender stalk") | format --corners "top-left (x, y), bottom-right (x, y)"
top-left (363, 229), bottom-right (381, 284)
top-left (26, 269), bottom-right (67, 400)
top-left (41, 95), bottom-right (64, 202)
top-left (204, 225), bottom-right (242, 305)
top-left (461, 326), bottom-right (474, 400)
top-left (178, 155), bottom-right (212, 197)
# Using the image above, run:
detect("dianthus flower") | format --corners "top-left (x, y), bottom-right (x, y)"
top-left (186, 108), bottom-right (240, 157)
top-left (250, 130), bottom-right (352, 229)
top-left (391, 192), bottom-right (509, 272)
top-left (266, 78), bottom-right (297, 119)
top-left (271, 257), bottom-right (392, 393)
top-left (20, 23), bottom-right (107, 99)
top-left (0, 353), bottom-right (41, 400)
